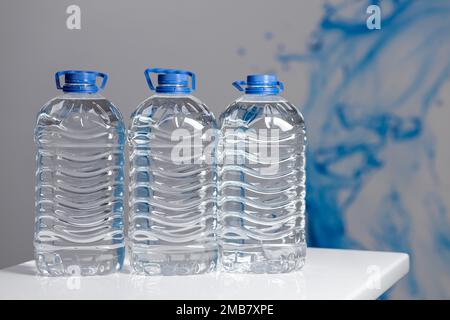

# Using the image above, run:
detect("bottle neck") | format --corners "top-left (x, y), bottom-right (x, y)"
top-left (60, 92), bottom-right (105, 99)
top-left (239, 93), bottom-right (285, 102)
top-left (153, 92), bottom-right (192, 98)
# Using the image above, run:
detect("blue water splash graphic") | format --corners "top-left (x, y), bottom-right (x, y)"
top-left (242, 0), bottom-right (450, 298)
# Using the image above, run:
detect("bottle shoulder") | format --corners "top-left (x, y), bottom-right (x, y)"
top-left (133, 94), bottom-right (213, 115)
top-left (130, 94), bottom-right (217, 128)
top-left (36, 94), bottom-right (124, 130)
top-left (220, 95), bottom-right (305, 129)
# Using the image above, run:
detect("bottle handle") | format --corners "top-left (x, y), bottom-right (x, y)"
top-left (277, 81), bottom-right (284, 92)
top-left (144, 68), bottom-right (196, 91)
top-left (232, 80), bottom-right (246, 92)
top-left (96, 72), bottom-right (108, 90)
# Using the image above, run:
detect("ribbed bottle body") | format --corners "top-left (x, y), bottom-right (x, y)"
top-left (34, 93), bottom-right (125, 276)
top-left (129, 94), bottom-right (218, 275)
top-left (219, 94), bottom-right (306, 273)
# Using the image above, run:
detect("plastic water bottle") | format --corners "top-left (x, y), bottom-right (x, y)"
top-left (129, 68), bottom-right (218, 275)
top-left (34, 70), bottom-right (125, 276)
top-left (218, 74), bottom-right (306, 273)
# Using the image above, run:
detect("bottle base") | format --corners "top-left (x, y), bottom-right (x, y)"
top-left (220, 243), bottom-right (306, 274)
top-left (130, 245), bottom-right (218, 276)
top-left (34, 246), bottom-right (125, 276)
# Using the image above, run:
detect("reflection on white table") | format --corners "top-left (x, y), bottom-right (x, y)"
top-left (0, 248), bottom-right (409, 300)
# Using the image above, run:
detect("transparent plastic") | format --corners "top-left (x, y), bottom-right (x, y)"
top-left (128, 93), bottom-right (218, 275)
top-left (34, 93), bottom-right (125, 276)
top-left (219, 94), bottom-right (306, 273)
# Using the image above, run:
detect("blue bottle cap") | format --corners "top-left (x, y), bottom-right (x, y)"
top-left (232, 74), bottom-right (284, 95)
top-left (55, 70), bottom-right (108, 93)
top-left (144, 68), bottom-right (195, 94)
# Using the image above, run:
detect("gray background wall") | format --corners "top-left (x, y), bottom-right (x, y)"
top-left (0, 0), bottom-right (319, 268)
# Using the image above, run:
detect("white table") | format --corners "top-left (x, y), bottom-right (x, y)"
top-left (0, 248), bottom-right (409, 300)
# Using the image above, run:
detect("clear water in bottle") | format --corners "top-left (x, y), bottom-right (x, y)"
top-left (34, 71), bottom-right (125, 276)
top-left (219, 75), bottom-right (306, 273)
top-left (129, 68), bottom-right (217, 275)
